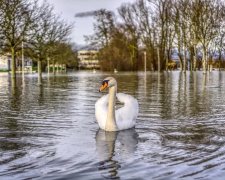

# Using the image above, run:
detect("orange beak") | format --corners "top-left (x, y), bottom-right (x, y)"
top-left (99, 82), bottom-right (108, 92)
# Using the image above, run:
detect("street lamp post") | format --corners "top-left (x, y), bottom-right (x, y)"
top-left (144, 51), bottom-right (146, 73)
top-left (47, 57), bottom-right (50, 75)
top-left (157, 45), bottom-right (160, 72)
top-left (22, 41), bottom-right (24, 75)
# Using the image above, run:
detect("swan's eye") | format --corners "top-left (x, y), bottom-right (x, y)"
top-left (99, 80), bottom-right (109, 92)
top-left (102, 80), bottom-right (109, 86)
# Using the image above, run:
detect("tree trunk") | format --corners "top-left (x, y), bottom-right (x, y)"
top-left (178, 51), bottom-right (183, 71)
top-left (183, 46), bottom-right (186, 73)
top-left (11, 47), bottom-right (16, 78)
top-left (178, 39), bottom-right (183, 71)
top-left (166, 49), bottom-right (169, 72)
top-left (157, 47), bottom-right (160, 72)
top-left (47, 57), bottom-right (50, 74)
top-left (203, 47), bottom-right (207, 73)
top-left (193, 46), bottom-right (197, 71)
top-left (38, 59), bottom-right (42, 85)
top-left (189, 47), bottom-right (193, 71)
top-left (53, 60), bottom-right (56, 75)
top-left (219, 51), bottom-right (222, 71)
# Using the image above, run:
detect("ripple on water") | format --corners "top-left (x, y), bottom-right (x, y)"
top-left (1, 72), bottom-right (225, 179)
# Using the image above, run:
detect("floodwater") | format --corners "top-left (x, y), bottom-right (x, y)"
top-left (1, 71), bottom-right (225, 179)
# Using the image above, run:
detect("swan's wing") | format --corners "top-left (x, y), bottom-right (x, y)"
top-left (116, 93), bottom-right (139, 130)
top-left (95, 94), bottom-right (109, 129)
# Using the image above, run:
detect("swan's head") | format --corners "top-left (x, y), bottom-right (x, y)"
top-left (99, 77), bottom-right (117, 92)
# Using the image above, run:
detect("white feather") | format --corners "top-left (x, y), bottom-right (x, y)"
top-left (95, 93), bottom-right (139, 131)
top-left (95, 94), bottom-right (109, 130)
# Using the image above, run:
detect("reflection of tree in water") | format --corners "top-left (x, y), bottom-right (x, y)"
top-left (114, 74), bottom-right (139, 96)
top-left (0, 77), bottom-right (29, 166)
top-left (38, 84), bottom-right (44, 105)
top-left (0, 76), bottom-right (59, 173)
top-left (47, 75), bottom-right (70, 88)
top-left (5, 77), bottom-right (22, 134)
top-left (95, 129), bottom-right (138, 179)
top-left (45, 75), bottom-right (72, 105)
top-left (9, 78), bottom-right (22, 111)
top-left (152, 72), bottom-right (215, 119)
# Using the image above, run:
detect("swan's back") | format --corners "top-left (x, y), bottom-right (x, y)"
top-left (115, 93), bottom-right (139, 130)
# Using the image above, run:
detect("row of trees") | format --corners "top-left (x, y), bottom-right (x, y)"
top-left (87, 0), bottom-right (225, 72)
top-left (0, 0), bottom-right (77, 83)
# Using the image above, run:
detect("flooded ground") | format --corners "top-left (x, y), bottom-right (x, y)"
top-left (1, 71), bottom-right (225, 179)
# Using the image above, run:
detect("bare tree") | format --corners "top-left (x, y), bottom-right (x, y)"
top-left (88, 0), bottom-right (225, 72)
top-left (85, 9), bottom-right (115, 48)
top-left (28, 2), bottom-right (72, 84)
top-left (147, 0), bottom-right (174, 71)
top-left (0, 0), bottom-right (36, 78)
top-left (209, 0), bottom-right (225, 70)
top-left (193, 0), bottom-right (222, 72)
top-left (132, 0), bottom-right (156, 70)
top-left (118, 3), bottom-right (140, 70)
top-left (0, 0), bottom-right (5, 50)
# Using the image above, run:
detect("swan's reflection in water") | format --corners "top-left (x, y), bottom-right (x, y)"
top-left (95, 128), bottom-right (138, 179)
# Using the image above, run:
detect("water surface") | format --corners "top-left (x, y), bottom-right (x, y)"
top-left (1, 71), bottom-right (225, 179)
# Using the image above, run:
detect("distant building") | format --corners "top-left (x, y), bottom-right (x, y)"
top-left (78, 50), bottom-right (100, 69)
top-left (0, 53), bottom-right (32, 72)
top-left (0, 54), bottom-right (10, 71)
top-left (17, 57), bottom-right (33, 72)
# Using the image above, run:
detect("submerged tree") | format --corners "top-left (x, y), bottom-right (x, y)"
top-left (98, 26), bottom-right (135, 71)
top-left (0, 0), bottom-right (36, 78)
top-left (118, 3), bottom-right (140, 71)
top-left (28, 2), bottom-right (72, 84)
top-left (87, 0), bottom-right (225, 71)
top-left (48, 42), bottom-right (78, 73)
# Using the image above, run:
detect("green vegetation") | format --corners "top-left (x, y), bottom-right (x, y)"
top-left (0, 69), bottom-right (8, 72)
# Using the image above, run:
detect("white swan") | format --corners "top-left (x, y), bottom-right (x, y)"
top-left (95, 77), bottom-right (139, 131)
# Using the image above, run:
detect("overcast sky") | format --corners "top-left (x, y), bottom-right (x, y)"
top-left (46, 0), bottom-right (135, 45)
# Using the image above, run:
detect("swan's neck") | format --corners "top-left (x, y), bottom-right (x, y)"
top-left (106, 85), bottom-right (117, 131)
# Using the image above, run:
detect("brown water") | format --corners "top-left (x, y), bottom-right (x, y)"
top-left (1, 71), bottom-right (225, 179)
